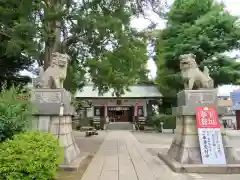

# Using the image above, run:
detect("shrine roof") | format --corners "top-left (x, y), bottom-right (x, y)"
top-left (75, 84), bottom-right (162, 99)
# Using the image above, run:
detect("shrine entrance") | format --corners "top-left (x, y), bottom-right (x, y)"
top-left (108, 106), bottom-right (133, 122)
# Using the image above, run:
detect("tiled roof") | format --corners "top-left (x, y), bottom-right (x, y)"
top-left (75, 84), bottom-right (162, 98)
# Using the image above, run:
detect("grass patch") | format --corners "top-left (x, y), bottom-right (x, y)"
top-left (56, 155), bottom-right (93, 180)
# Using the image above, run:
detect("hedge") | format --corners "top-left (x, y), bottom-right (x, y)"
top-left (0, 131), bottom-right (63, 180)
top-left (146, 114), bottom-right (176, 130)
top-left (161, 115), bottom-right (176, 129)
top-left (0, 86), bottom-right (32, 142)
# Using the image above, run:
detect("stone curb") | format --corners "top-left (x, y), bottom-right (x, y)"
top-left (158, 152), bottom-right (240, 174)
top-left (59, 154), bottom-right (88, 171)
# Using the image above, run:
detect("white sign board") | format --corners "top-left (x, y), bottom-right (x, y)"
top-left (196, 106), bottom-right (226, 164)
top-left (198, 128), bottom-right (226, 164)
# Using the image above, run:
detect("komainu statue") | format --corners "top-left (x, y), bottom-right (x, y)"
top-left (179, 53), bottom-right (214, 90)
top-left (34, 52), bottom-right (69, 89)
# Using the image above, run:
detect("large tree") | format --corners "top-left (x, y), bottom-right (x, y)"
top-left (1, 0), bottom-right (167, 94)
top-left (154, 0), bottom-right (240, 97)
top-left (0, 0), bottom-right (37, 87)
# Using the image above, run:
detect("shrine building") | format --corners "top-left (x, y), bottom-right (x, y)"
top-left (74, 84), bottom-right (162, 126)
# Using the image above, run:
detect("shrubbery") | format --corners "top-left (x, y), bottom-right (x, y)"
top-left (0, 86), bottom-right (32, 142)
top-left (0, 86), bottom-right (63, 179)
top-left (161, 115), bottom-right (176, 129)
top-left (146, 114), bottom-right (176, 130)
top-left (0, 131), bottom-right (63, 180)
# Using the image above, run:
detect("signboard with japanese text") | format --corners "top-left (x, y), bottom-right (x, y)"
top-left (196, 106), bottom-right (221, 129)
top-left (196, 106), bottom-right (226, 165)
top-left (108, 107), bottom-right (130, 111)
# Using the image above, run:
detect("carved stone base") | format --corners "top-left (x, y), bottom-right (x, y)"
top-left (167, 115), bottom-right (202, 164)
top-left (159, 89), bottom-right (240, 173)
top-left (158, 153), bottom-right (240, 174)
top-left (31, 88), bottom-right (74, 115)
top-left (32, 115), bottom-right (81, 165)
top-left (222, 135), bottom-right (240, 164)
top-left (31, 88), bottom-right (82, 170)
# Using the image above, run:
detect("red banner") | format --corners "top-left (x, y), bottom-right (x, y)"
top-left (196, 106), bottom-right (220, 128)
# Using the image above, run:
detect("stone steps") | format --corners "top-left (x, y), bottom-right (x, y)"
top-left (106, 122), bottom-right (133, 130)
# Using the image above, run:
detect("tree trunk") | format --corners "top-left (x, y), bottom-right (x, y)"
top-left (42, 0), bottom-right (62, 70)
top-left (53, 20), bottom-right (61, 53)
top-left (43, 46), bottom-right (53, 70)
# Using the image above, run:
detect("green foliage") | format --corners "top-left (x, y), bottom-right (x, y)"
top-left (0, 0), bottom-right (166, 93)
top-left (78, 117), bottom-right (94, 128)
top-left (146, 114), bottom-right (162, 127)
top-left (62, 0), bottom-right (150, 95)
top-left (64, 56), bottom-right (86, 94)
top-left (1, 0), bottom-right (154, 95)
top-left (168, 0), bottom-right (214, 25)
top-left (147, 114), bottom-right (176, 130)
top-left (87, 34), bottom-right (148, 95)
top-left (89, 117), bottom-right (94, 127)
top-left (0, 86), bottom-right (32, 142)
top-left (0, 0), bottom-right (37, 55)
top-left (155, 0), bottom-right (240, 98)
top-left (161, 115), bottom-right (176, 129)
top-left (0, 0), bottom-right (36, 86)
top-left (0, 131), bottom-right (63, 180)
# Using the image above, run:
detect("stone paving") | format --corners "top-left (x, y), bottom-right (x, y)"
top-left (133, 131), bottom-right (240, 180)
top-left (81, 131), bottom-right (192, 180)
top-left (81, 130), bottom-right (240, 180)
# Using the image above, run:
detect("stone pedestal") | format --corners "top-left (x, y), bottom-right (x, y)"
top-left (31, 88), bottom-right (82, 170)
top-left (158, 89), bottom-right (240, 174)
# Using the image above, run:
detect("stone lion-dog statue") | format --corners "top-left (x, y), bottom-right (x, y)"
top-left (34, 52), bottom-right (70, 89)
top-left (179, 53), bottom-right (214, 90)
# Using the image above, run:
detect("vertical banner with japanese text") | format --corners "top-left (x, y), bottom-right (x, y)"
top-left (196, 106), bottom-right (226, 164)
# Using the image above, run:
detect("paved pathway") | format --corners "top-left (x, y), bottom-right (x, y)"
top-left (81, 131), bottom-right (192, 180)
top-left (133, 131), bottom-right (240, 180)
